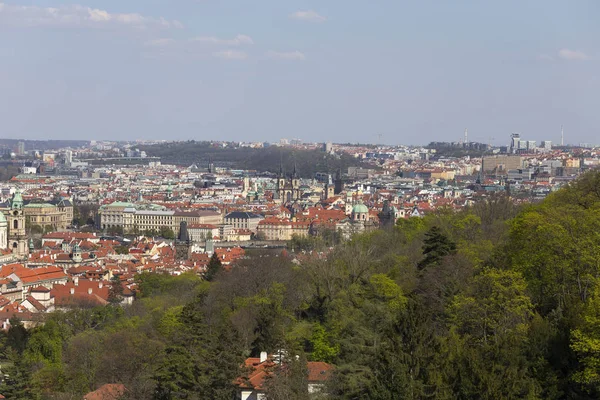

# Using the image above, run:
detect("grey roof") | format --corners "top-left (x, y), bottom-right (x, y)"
top-left (225, 211), bottom-right (263, 219)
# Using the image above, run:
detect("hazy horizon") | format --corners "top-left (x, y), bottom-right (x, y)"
top-left (0, 1), bottom-right (598, 145)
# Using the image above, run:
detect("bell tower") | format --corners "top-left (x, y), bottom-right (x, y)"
top-left (8, 190), bottom-right (28, 259)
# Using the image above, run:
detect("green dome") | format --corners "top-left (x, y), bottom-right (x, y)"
top-left (352, 203), bottom-right (369, 214)
top-left (11, 190), bottom-right (23, 209)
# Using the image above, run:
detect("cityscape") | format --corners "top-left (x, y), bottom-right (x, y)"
top-left (1, 0), bottom-right (600, 399)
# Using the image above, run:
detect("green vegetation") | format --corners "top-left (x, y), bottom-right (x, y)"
top-left (0, 165), bottom-right (20, 181)
top-left (138, 141), bottom-right (368, 177)
top-left (73, 204), bottom-right (99, 227)
top-left (4, 172), bottom-right (600, 398)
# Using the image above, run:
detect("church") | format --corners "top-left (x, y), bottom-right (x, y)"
top-left (0, 190), bottom-right (29, 259)
top-left (274, 163), bottom-right (301, 204)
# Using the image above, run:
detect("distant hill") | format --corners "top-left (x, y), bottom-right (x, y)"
top-left (138, 141), bottom-right (368, 178)
top-left (0, 139), bottom-right (90, 151)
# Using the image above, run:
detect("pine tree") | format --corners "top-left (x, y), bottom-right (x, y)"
top-left (417, 226), bottom-right (457, 270)
top-left (204, 252), bottom-right (223, 282)
top-left (108, 275), bottom-right (124, 304)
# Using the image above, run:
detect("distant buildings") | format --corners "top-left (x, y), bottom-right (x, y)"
top-left (482, 155), bottom-right (523, 174)
top-left (541, 141), bottom-right (552, 151)
top-left (16, 141), bottom-right (25, 156)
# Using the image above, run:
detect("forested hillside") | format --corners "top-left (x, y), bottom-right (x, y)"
top-left (4, 172), bottom-right (600, 399)
top-left (138, 141), bottom-right (367, 177)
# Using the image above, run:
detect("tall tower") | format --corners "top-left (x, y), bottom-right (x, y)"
top-left (8, 190), bottom-right (28, 259)
top-left (277, 160), bottom-right (286, 201)
top-left (0, 212), bottom-right (7, 250)
top-left (291, 162), bottom-right (300, 200)
top-left (334, 168), bottom-right (344, 195)
top-left (72, 242), bottom-right (82, 263)
top-left (464, 128), bottom-right (468, 145)
top-left (324, 174), bottom-right (335, 199)
top-left (561, 125), bottom-right (564, 146)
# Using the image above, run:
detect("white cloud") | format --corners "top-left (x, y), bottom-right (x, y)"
top-left (0, 3), bottom-right (183, 29)
top-left (558, 48), bottom-right (589, 61)
top-left (191, 34), bottom-right (254, 46)
top-left (290, 10), bottom-right (326, 23)
top-left (267, 50), bottom-right (306, 61)
top-left (213, 50), bottom-right (247, 60)
top-left (145, 38), bottom-right (175, 47)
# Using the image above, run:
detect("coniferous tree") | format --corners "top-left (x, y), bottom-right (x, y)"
top-left (417, 225), bottom-right (457, 270)
top-left (108, 275), bottom-right (124, 304)
top-left (204, 252), bottom-right (223, 282)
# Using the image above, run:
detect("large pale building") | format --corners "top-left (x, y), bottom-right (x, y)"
top-left (482, 155), bottom-right (523, 175)
top-left (98, 201), bottom-right (222, 235)
top-left (257, 218), bottom-right (310, 241)
top-left (23, 199), bottom-right (73, 232)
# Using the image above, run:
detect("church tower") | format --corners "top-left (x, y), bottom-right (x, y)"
top-left (334, 168), bottom-right (344, 195)
top-left (8, 190), bottom-right (28, 259)
top-left (0, 212), bottom-right (7, 250)
top-left (324, 174), bottom-right (335, 199)
top-left (72, 242), bottom-right (82, 263)
top-left (291, 162), bottom-right (300, 200)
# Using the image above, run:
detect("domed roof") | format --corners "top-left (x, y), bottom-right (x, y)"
top-left (352, 202), bottom-right (369, 214)
top-left (11, 190), bottom-right (23, 209)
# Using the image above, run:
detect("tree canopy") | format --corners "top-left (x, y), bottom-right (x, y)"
top-left (4, 172), bottom-right (600, 398)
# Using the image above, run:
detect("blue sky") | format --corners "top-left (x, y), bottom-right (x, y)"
top-left (0, 1), bottom-right (598, 145)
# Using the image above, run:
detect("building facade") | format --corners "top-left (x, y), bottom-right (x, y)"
top-left (8, 191), bottom-right (28, 259)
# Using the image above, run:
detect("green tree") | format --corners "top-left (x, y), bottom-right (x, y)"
top-left (204, 252), bottom-right (223, 282)
top-left (108, 275), bottom-right (124, 304)
top-left (114, 245), bottom-right (129, 255)
top-left (159, 226), bottom-right (175, 240)
top-left (445, 268), bottom-right (539, 399)
top-left (571, 283), bottom-right (600, 395)
top-left (417, 225), bottom-right (456, 270)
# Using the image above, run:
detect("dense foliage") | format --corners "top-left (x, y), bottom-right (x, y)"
top-left (4, 172), bottom-right (600, 399)
top-left (138, 141), bottom-right (367, 177)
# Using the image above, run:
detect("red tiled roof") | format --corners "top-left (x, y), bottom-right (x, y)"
top-left (30, 285), bottom-right (50, 293)
top-left (238, 357), bottom-right (332, 391)
top-left (84, 384), bottom-right (126, 400)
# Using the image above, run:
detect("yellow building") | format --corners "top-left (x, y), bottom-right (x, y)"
top-left (24, 203), bottom-right (70, 231)
top-left (1, 199), bottom-right (73, 233)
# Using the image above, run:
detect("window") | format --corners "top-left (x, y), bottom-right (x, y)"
top-left (13, 220), bottom-right (18, 229)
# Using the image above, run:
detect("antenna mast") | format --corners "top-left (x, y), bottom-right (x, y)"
top-left (561, 125), bottom-right (564, 146)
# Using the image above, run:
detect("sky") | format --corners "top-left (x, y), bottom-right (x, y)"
top-left (0, 1), bottom-right (598, 145)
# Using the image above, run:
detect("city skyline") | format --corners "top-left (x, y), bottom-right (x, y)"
top-left (0, 1), bottom-right (598, 144)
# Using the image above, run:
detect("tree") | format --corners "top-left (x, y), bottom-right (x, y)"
top-left (114, 245), bottom-right (129, 255)
top-left (264, 352), bottom-right (310, 400)
top-left (417, 225), bottom-right (456, 270)
top-left (159, 226), bottom-right (175, 240)
top-left (571, 283), bottom-right (600, 395)
top-left (445, 269), bottom-right (539, 399)
top-left (107, 226), bottom-right (124, 236)
top-left (6, 317), bottom-right (29, 354)
top-left (108, 275), bottom-right (124, 304)
top-left (204, 252), bottom-right (223, 282)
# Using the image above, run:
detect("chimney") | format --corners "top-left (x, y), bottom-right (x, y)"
top-left (70, 288), bottom-right (74, 295)
top-left (98, 282), bottom-right (103, 289)
top-left (260, 351), bottom-right (267, 363)
top-left (88, 288), bottom-right (93, 294)
top-left (74, 276), bottom-right (79, 286)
